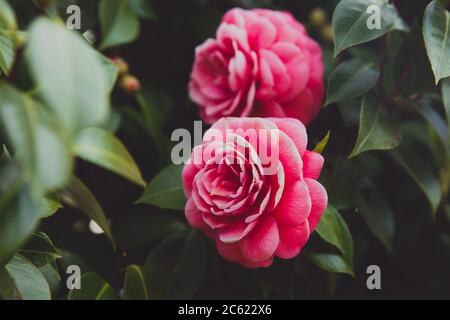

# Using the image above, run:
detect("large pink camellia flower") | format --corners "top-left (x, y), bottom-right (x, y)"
top-left (182, 117), bottom-right (327, 268)
top-left (189, 8), bottom-right (324, 125)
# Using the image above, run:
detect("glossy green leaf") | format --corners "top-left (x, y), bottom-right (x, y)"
top-left (392, 142), bottom-right (443, 216)
top-left (349, 95), bottom-right (401, 158)
top-left (27, 18), bottom-right (109, 133)
top-left (38, 262), bottom-right (61, 299)
top-left (144, 231), bottom-right (207, 299)
top-left (137, 164), bottom-right (185, 210)
top-left (356, 179), bottom-right (395, 252)
top-left (97, 52), bottom-right (119, 92)
top-left (99, 0), bottom-right (140, 50)
top-left (73, 128), bottom-right (145, 187)
top-left (0, 0), bottom-right (16, 30)
top-left (4, 254), bottom-right (51, 300)
top-left (20, 232), bottom-right (61, 268)
top-left (59, 176), bottom-right (114, 247)
top-left (68, 272), bottom-right (118, 300)
top-left (124, 264), bottom-right (148, 300)
top-left (325, 60), bottom-right (379, 106)
top-left (130, 0), bottom-right (157, 21)
top-left (305, 252), bottom-right (355, 277)
top-left (423, 0), bottom-right (450, 84)
top-left (0, 161), bottom-right (42, 264)
top-left (315, 205), bottom-right (354, 267)
top-left (332, 0), bottom-right (401, 56)
top-left (40, 198), bottom-right (62, 218)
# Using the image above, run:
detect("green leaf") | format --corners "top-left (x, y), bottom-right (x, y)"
top-left (356, 179), bottom-right (395, 252)
top-left (97, 52), bottom-right (119, 93)
top-left (0, 161), bottom-right (42, 264)
top-left (144, 230), bottom-right (207, 299)
top-left (40, 198), bottom-right (62, 218)
top-left (349, 95), bottom-right (401, 158)
top-left (423, 0), bottom-right (450, 84)
top-left (73, 128), bottom-right (145, 187)
top-left (305, 252), bottom-right (355, 277)
top-left (26, 18), bottom-right (109, 133)
top-left (0, 83), bottom-right (72, 191)
top-left (124, 264), bottom-right (148, 300)
top-left (332, 0), bottom-right (401, 56)
top-left (137, 164), bottom-right (186, 210)
top-left (68, 272), bottom-right (118, 300)
top-left (441, 78), bottom-right (450, 130)
top-left (392, 142), bottom-right (443, 217)
top-left (315, 205), bottom-right (354, 268)
top-left (313, 131), bottom-right (331, 154)
top-left (59, 176), bottom-right (115, 247)
top-left (99, 0), bottom-right (140, 50)
top-left (20, 232), bottom-right (61, 268)
top-left (0, 0), bottom-right (17, 75)
top-left (4, 254), bottom-right (51, 300)
top-left (129, 0), bottom-right (157, 21)
top-left (38, 262), bottom-right (61, 299)
top-left (325, 60), bottom-right (379, 106)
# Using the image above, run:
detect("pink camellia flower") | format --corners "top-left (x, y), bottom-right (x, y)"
top-left (182, 117), bottom-right (327, 268)
top-left (189, 8), bottom-right (324, 125)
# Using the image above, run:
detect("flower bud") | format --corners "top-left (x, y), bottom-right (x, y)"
top-left (321, 24), bottom-right (334, 43)
top-left (111, 56), bottom-right (129, 75)
top-left (120, 75), bottom-right (141, 93)
top-left (310, 8), bottom-right (327, 28)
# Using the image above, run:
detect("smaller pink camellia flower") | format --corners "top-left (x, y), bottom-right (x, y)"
top-left (189, 8), bottom-right (324, 125)
top-left (182, 117), bottom-right (327, 268)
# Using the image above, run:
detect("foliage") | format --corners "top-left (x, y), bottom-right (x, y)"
top-left (0, 0), bottom-right (449, 300)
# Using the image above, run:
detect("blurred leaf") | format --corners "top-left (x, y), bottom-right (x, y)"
top-left (315, 205), bottom-right (354, 268)
top-left (59, 176), bottom-right (115, 247)
top-left (332, 0), bottom-right (401, 56)
top-left (423, 0), bottom-right (450, 84)
top-left (0, 266), bottom-right (15, 299)
top-left (40, 198), bottom-right (62, 218)
top-left (97, 52), bottom-right (119, 92)
top-left (68, 272), bottom-right (118, 300)
top-left (38, 262), bottom-right (61, 299)
top-left (392, 141), bottom-right (443, 217)
top-left (129, 0), bottom-right (157, 21)
top-left (304, 252), bottom-right (354, 277)
top-left (73, 128), bottom-right (145, 187)
top-left (0, 161), bottom-right (42, 264)
top-left (0, 0), bottom-right (17, 75)
top-left (27, 18), bottom-right (109, 133)
top-left (20, 232), bottom-right (61, 268)
top-left (144, 230), bottom-right (207, 299)
top-left (4, 254), bottom-right (51, 300)
top-left (440, 78), bottom-right (450, 132)
top-left (356, 179), bottom-right (395, 253)
top-left (349, 95), bottom-right (401, 158)
top-left (325, 60), bottom-right (379, 106)
top-left (313, 131), bottom-right (331, 154)
top-left (0, 83), bottom-right (72, 191)
top-left (99, 0), bottom-right (139, 50)
top-left (137, 164), bottom-right (186, 210)
top-left (124, 264), bottom-right (148, 300)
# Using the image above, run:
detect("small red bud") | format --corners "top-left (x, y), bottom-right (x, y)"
top-left (120, 75), bottom-right (141, 93)
top-left (111, 56), bottom-right (129, 75)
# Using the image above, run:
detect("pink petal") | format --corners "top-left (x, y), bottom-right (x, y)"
top-left (302, 150), bottom-right (324, 180)
top-left (273, 180), bottom-right (311, 227)
top-left (185, 197), bottom-right (208, 230)
top-left (218, 221), bottom-right (256, 243)
top-left (275, 220), bottom-right (310, 259)
top-left (238, 217), bottom-right (279, 263)
top-left (305, 178), bottom-right (328, 233)
top-left (268, 118), bottom-right (308, 156)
